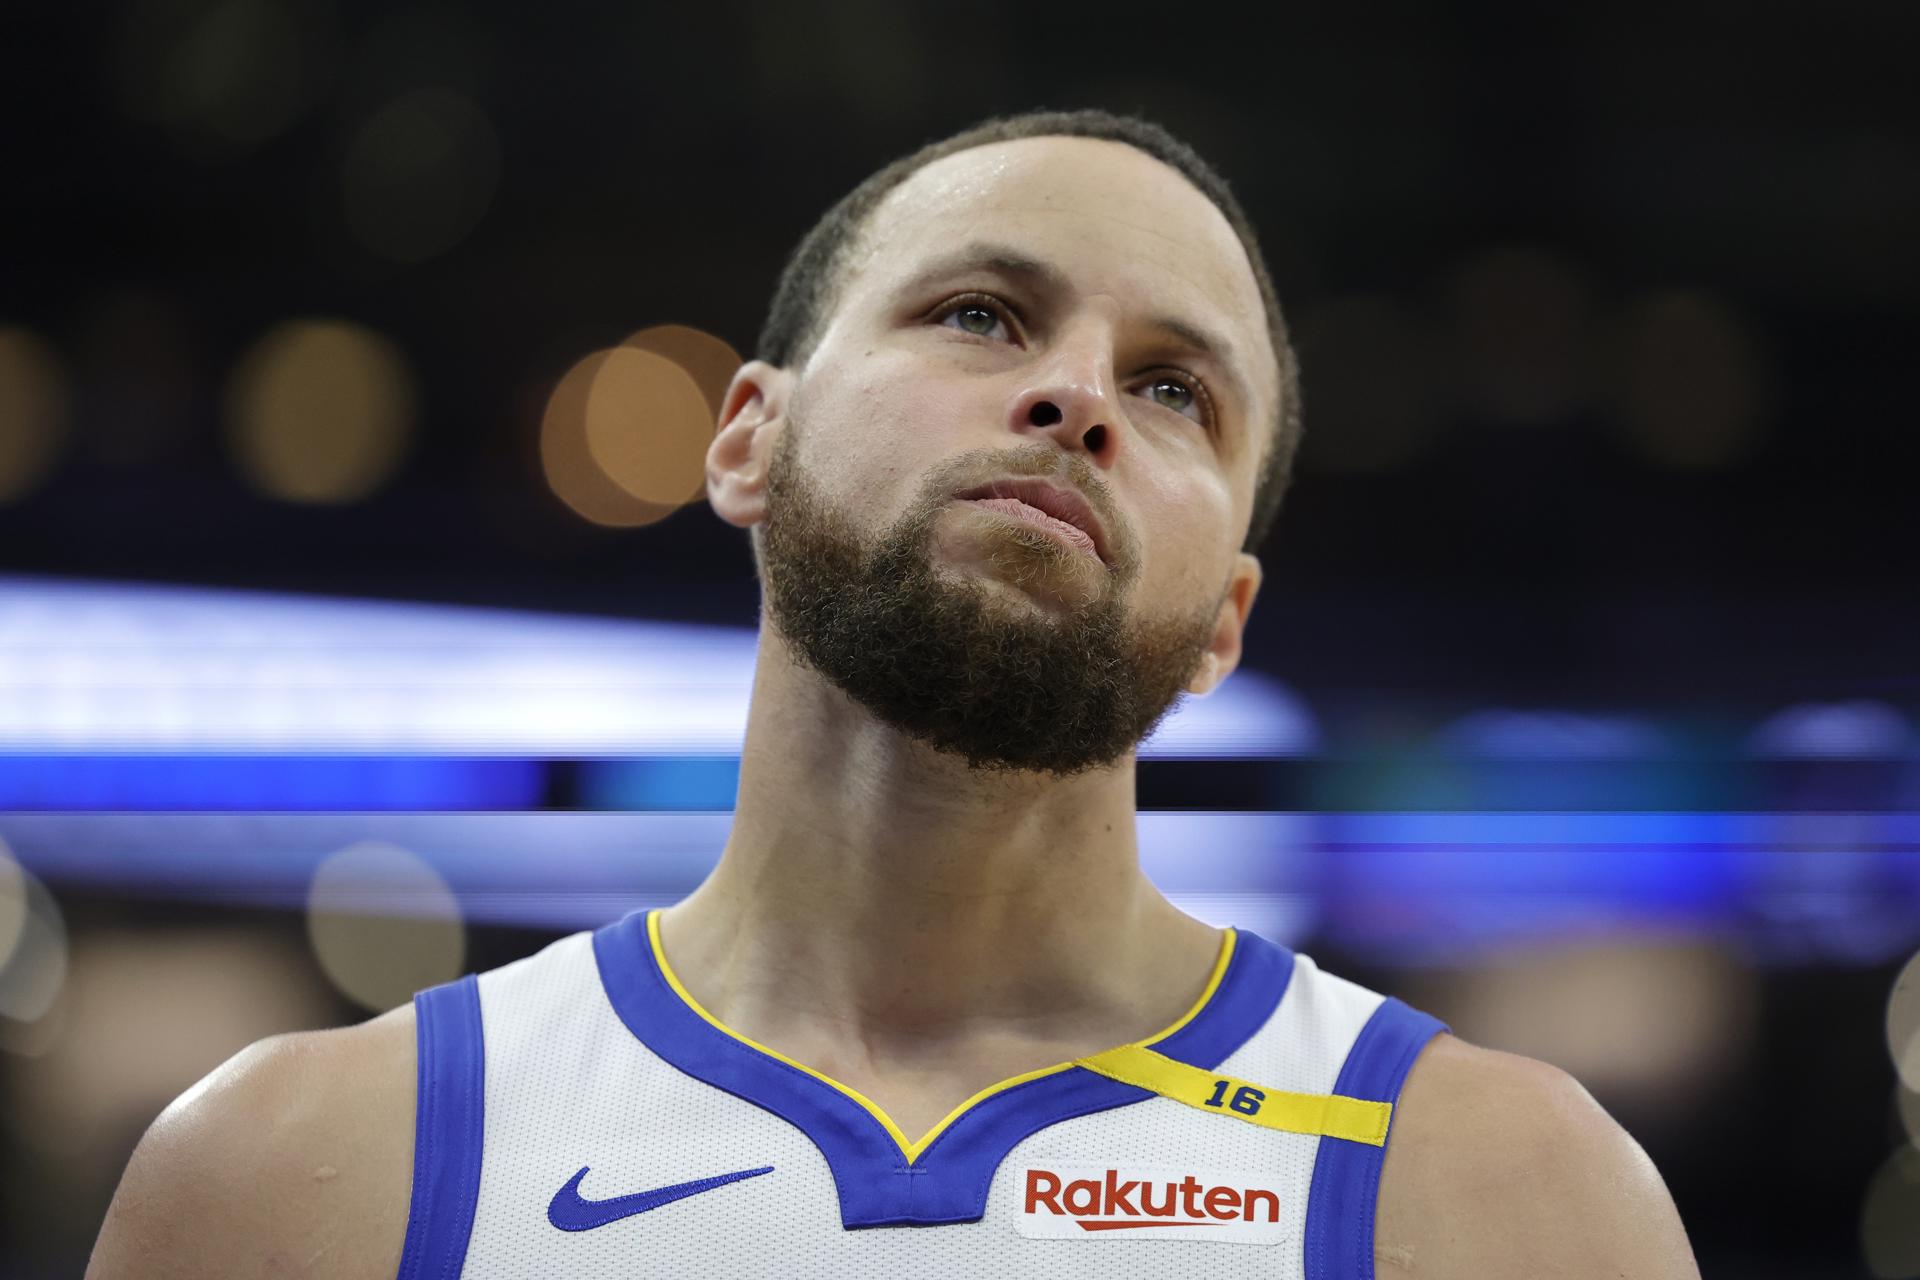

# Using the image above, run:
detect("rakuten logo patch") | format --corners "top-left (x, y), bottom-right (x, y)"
top-left (1014, 1164), bottom-right (1289, 1245)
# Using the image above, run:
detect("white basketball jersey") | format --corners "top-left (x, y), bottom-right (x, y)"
top-left (395, 908), bottom-right (1448, 1279)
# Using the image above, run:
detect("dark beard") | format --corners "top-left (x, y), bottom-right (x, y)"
top-left (754, 416), bottom-right (1220, 780)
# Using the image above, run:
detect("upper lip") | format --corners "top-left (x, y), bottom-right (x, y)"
top-left (955, 476), bottom-right (1110, 565)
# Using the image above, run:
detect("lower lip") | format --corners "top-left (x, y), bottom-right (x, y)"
top-left (960, 497), bottom-right (1102, 562)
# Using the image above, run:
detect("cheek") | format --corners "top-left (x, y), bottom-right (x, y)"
top-left (824, 358), bottom-right (978, 487)
top-left (1133, 476), bottom-right (1237, 582)
top-left (796, 356), bottom-right (980, 520)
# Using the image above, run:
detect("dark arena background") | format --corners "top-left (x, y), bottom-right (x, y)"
top-left (4, 3), bottom-right (1920, 1277)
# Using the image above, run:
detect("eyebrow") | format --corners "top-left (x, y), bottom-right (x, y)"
top-left (893, 240), bottom-right (1256, 424)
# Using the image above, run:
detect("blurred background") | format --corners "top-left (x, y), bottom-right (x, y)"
top-left (3, 1), bottom-right (1919, 1276)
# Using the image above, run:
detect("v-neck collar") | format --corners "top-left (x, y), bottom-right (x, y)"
top-left (591, 908), bottom-right (1293, 1227)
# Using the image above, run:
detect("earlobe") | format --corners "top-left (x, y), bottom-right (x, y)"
top-left (1188, 554), bottom-right (1262, 696)
top-left (706, 360), bottom-right (788, 530)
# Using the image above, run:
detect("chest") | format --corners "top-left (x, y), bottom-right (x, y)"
top-left (405, 921), bottom-right (1448, 1277)
top-left (466, 1058), bottom-right (1339, 1277)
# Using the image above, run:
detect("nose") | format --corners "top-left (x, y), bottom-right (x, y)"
top-left (1005, 322), bottom-right (1126, 461)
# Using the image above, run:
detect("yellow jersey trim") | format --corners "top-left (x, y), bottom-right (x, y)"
top-left (1074, 1042), bottom-right (1393, 1145)
top-left (645, 909), bottom-right (1238, 1164)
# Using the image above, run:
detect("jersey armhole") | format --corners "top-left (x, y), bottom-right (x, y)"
top-left (395, 973), bottom-right (486, 1280)
top-left (1301, 997), bottom-right (1450, 1280)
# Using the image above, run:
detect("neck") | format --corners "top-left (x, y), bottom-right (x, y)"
top-left (658, 627), bottom-right (1221, 1067)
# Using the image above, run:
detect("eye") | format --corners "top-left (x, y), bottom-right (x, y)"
top-left (1141, 370), bottom-right (1215, 428)
top-left (931, 293), bottom-right (1216, 430)
top-left (933, 292), bottom-right (1016, 342)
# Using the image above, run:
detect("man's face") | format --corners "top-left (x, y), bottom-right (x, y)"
top-left (750, 135), bottom-right (1274, 780)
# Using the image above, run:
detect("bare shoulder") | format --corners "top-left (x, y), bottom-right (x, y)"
top-left (1373, 1031), bottom-right (1702, 1280)
top-left (87, 1001), bottom-right (419, 1280)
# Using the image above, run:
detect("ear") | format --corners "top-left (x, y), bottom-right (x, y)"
top-left (706, 359), bottom-right (792, 530)
top-left (1185, 552), bottom-right (1262, 696)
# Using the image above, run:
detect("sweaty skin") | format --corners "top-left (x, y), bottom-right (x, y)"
top-left (86, 131), bottom-right (1703, 1280)
top-left (670, 134), bottom-right (1275, 1142)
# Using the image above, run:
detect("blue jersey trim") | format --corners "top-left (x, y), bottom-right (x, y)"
top-left (590, 909), bottom-right (1293, 1228)
top-left (1302, 996), bottom-right (1449, 1280)
top-left (396, 973), bottom-right (485, 1280)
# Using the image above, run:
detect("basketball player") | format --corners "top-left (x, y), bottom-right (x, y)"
top-left (88, 110), bottom-right (1701, 1278)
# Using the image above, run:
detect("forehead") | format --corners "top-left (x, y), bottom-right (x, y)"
top-left (850, 136), bottom-right (1275, 404)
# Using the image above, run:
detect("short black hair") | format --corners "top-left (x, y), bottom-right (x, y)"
top-left (756, 107), bottom-right (1304, 558)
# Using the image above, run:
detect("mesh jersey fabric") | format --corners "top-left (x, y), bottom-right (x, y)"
top-left (397, 909), bottom-right (1448, 1280)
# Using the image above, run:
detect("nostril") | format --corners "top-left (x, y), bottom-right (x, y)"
top-left (1028, 400), bottom-right (1063, 427)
